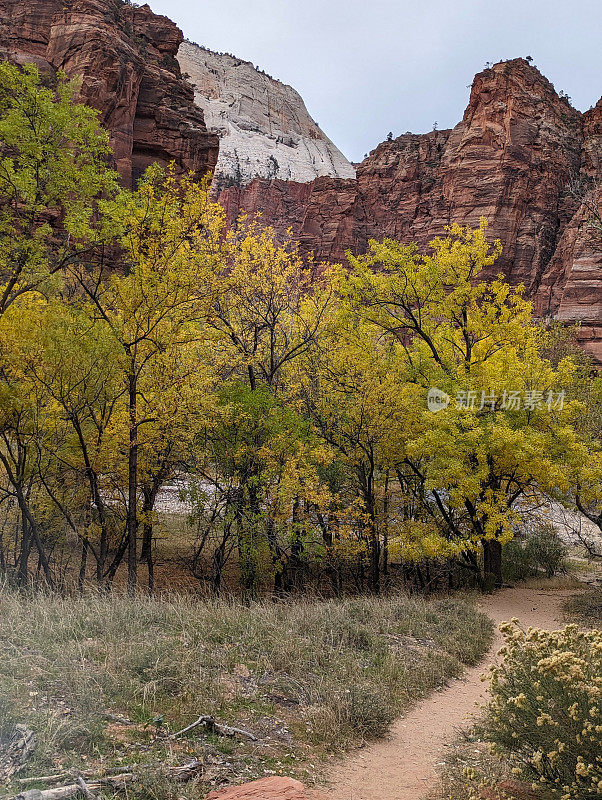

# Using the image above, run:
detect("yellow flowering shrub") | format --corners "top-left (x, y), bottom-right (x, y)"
top-left (484, 621), bottom-right (602, 799)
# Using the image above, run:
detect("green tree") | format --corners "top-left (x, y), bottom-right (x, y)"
top-left (0, 63), bottom-right (117, 588)
top-left (198, 223), bottom-right (333, 599)
top-left (0, 63), bottom-right (116, 315)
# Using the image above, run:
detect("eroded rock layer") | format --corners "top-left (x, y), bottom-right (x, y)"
top-left (218, 59), bottom-right (602, 362)
top-left (0, 0), bottom-right (219, 187)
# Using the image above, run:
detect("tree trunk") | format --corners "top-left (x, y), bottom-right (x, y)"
top-left (16, 509), bottom-right (32, 587)
top-left (382, 472), bottom-right (390, 589)
top-left (127, 369), bottom-right (138, 597)
top-left (0, 448), bottom-right (53, 589)
top-left (483, 538), bottom-right (503, 589)
top-left (284, 497), bottom-right (304, 594)
top-left (369, 529), bottom-right (381, 594)
top-left (211, 541), bottom-right (226, 596)
top-left (359, 462), bottom-right (380, 594)
top-left (236, 484), bottom-right (256, 603)
top-left (102, 532), bottom-right (128, 591)
top-left (78, 538), bottom-right (89, 594)
top-left (17, 500), bottom-right (53, 588)
top-left (71, 415), bottom-right (110, 585)
top-left (140, 483), bottom-right (159, 595)
top-left (265, 515), bottom-right (284, 597)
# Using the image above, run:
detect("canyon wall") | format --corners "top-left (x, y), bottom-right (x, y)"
top-left (177, 40), bottom-right (355, 193)
top-left (217, 59), bottom-right (602, 362)
top-left (0, 0), bottom-right (219, 187)
top-left (0, 7), bottom-right (600, 361)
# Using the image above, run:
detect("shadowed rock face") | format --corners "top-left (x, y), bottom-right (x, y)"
top-left (0, 0), bottom-right (219, 187)
top-left (218, 59), bottom-right (602, 363)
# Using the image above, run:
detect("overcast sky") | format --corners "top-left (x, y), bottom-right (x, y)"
top-left (150, 0), bottom-right (602, 163)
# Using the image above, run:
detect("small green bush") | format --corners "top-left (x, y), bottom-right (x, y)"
top-left (525, 525), bottom-right (568, 578)
top-left (503, 525), bottom-right (567, 582)
top-left (484, 621), bottom-right (602, 799)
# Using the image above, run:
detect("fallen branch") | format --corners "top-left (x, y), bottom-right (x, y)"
top-left (16, 775), bottom-right (70, 786)
top-left (166, 759), bottom-right (204, 782)
top-left (169, 715), bottom-right (257, 742)
top-left (9, 758), bottom-right (206, 800)
top-left (91, 775), bottom-right (134, 787)
top-left (16, 767), bottom-right (133, 786)
top-left (211, 721), bottom-right (257, 741)
top-left (14, 784), bottom-right (81, 800)
top-left (75, 776), bottom-right (95, 800)
top-left (103, 714), bottom-right (134, 726)
top-left (0, 726), bottom-right (36, 782)
top-left (99, 768), bottom-right (135, 777)
top-left (12, 775), bottom-right (136, 800)
top-left (168, 715), bottom-right (212, 739)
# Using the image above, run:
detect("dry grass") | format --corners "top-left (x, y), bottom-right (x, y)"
top-left (0, 587), bottom-right (493, 798)
top-left (563, 587), bottom-right (602, 626)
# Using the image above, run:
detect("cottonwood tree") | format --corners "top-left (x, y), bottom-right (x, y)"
top-left (0, 64), bottom-right (117, 586)
top-left (193, 223), bottom-right (333, 598)
top-left (338, 220), bottom-right (582, 587)
top-left (562, 376), bottom-right (602, 556)
top-left (0, 308), bottom-right (55, 587)
top-left (295, 315), bottom-right (411, 594)
top-left (536, 323), bottom-right (602, 560)
top-left (14, 300), bottom-right (127, 590)
top-left (69, 166), bottom-right (225, 595)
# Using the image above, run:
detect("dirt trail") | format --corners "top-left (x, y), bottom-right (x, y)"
top-left (314, 587), bottom-right (573, 800)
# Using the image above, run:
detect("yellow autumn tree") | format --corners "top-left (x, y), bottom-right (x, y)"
top-left (69, 165), bottom-right (225, 594)
top-left (334, 220), bottom-right (583, 587)
top-left (193, 221), bottom-right (334, 598)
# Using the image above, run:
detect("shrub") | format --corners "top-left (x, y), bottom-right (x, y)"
top-left (502, 538), bottom-right (535, 582)
top-left (503, 525), bottom-right (567, 582)
top-left (524, 526), bottom-right (567, 578)
top-left (345, 683), bottom-right (394, 738)
top-left (484, 621), bottom-right (602, 799)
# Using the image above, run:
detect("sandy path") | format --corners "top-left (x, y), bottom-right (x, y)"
top-left (314, 587), bottom-right (572, 800)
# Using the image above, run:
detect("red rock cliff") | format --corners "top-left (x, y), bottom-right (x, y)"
top-left (0, 0), bottom-right (219, 187)
top-left (218, 59), bottom-right (602, 362)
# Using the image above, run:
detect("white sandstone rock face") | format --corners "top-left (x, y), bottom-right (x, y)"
top-left (177, 41), bottom-right (356, 191)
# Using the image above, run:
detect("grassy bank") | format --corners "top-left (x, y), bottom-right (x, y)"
top-left (0, 588), bottom-right (493, 798)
